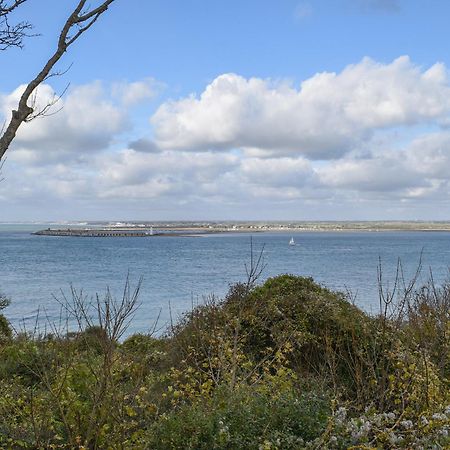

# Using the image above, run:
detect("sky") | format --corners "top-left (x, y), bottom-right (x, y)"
top-left (2, 0), bottom-right (450, 221)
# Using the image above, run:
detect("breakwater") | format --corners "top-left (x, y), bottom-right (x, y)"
top-left (33, 228), bottom-right (163, 237)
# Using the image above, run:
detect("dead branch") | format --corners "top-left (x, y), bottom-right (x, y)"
top-left (0, 0), bottom-right (32, 50)
top-left (0, 0), bottom-right (116, 162)
top-left (244, 236), bottom-right (266, 291)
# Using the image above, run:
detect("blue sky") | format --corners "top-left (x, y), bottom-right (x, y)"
top-left (2, 0), bottom-right (450, 221)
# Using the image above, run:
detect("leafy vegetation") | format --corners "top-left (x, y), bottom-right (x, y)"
top-left (0, 272), bottom-right (448, 449)
top-left (0, 293), bottom-right (11, 341)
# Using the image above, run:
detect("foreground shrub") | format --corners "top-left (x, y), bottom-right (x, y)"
top-left (0, 273), bottom-right (448, 448)
top-left (403, 279), bottom-right (450, 381)
top-left (170, 275), bottom-right (442, 413)
top-left (141, 384), bottom-right (331, 449)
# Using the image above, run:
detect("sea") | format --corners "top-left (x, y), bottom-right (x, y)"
top-left (1, 224), bottom-right (450, 337)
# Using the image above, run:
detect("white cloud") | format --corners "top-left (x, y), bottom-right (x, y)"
top-left (318, 156), bottom-right (424, 192)
top-left (406, 132), bottom-right (450, 180)
top-left (112, 78), bottom-right (163, 106)
top-left (95, 149), bottom-right (240, 199)
top-left (0, 77), bottom-right (164, 166)
top-left (151, 57), bottom-right (450, 159)
top-left (318, 131), bottom-right (450, 197)
top-left (1, 82), bottom-right (127, 165)
top-left (2, 129), bottom-right (450, 220)
top-left (240, 157), bottom-right (316, 188)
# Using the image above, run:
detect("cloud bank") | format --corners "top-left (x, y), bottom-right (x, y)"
top-left (151, 56), bottom-right (450, 159)
top-left (2, 57), bottom-right (450, 220)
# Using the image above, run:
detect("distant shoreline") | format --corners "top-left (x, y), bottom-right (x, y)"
top-left (31, 222), bottom-right (450, 237)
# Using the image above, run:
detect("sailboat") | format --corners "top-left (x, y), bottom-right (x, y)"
top-left (289, 237), bottom-right (296, 246)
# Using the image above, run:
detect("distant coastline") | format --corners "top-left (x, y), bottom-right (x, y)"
top-left (27, 220), bottom-right (450, 237)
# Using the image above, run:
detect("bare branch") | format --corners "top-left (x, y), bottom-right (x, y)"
top-left (24, 83), bottom-right (69, 122)
top-left (0, 0), bottom-right (28, 15)
top-left (0, 0), bottom-right (116, 162)
top-left (0, 157), bottom-right (5, 182)
top-left (0, 1), bottom-right (33, 50)
top-left (244, 236), bottom-right (266, 291)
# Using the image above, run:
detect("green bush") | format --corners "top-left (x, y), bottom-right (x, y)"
top-left (403, 280), bottom-right (450, 381)
top-left (230, 275), bottom-right (373, 375)
top-left (170, 275), bottom-right (385, 406)
top-left (141, 384), bottom-right (331, 449)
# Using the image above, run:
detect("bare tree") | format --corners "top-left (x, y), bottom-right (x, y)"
top-left (0, 0), bottom-right (116, 163)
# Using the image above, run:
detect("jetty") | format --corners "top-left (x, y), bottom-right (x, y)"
top-left (33, 228), bottom-right (163, 238)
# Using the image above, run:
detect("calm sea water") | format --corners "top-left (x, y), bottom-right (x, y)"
top-left (1, 224), bottom-right (450, 336)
